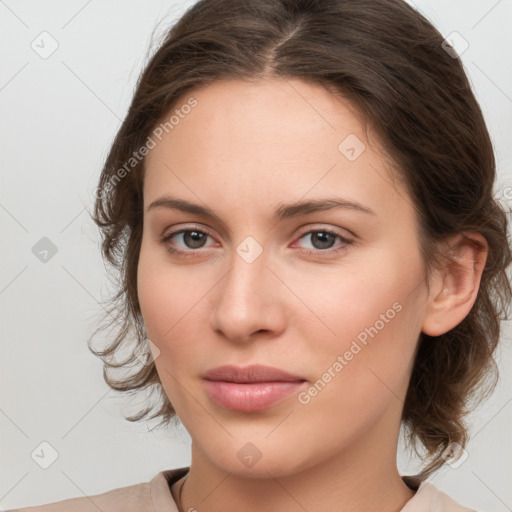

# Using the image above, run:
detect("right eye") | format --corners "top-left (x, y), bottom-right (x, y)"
top-left (160, 226), bottom-right (217, 257)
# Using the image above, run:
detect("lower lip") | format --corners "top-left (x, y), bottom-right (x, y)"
top-left (203, 380), bottom-right (307, 412)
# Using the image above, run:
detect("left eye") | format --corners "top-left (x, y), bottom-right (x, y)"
top-left (296, 229), bottom-right (351, 251)
top-left (160, 227), bottom-right (352, 257)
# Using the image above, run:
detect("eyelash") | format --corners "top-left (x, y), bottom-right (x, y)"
top-left (159, 225), bottom-right (353, 259)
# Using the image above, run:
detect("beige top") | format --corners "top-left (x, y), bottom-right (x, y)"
top-left (7, 467), bottom-right (478, 512)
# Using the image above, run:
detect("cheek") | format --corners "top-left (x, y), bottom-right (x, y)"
top-left (293, 292), bottom-right (420, 445)
top-left (137, 257), bottom-right (199, 412)
top-left (290, 248), bottom-right (424, 388)
top-left (285, 261), bottom-right (401, 346)
top-left (137, 243), bottom-right (211, 373)
top-left (137, 244), bottom-right (188, 348)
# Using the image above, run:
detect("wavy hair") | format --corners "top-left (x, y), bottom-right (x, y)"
top-left (87, 0), bottom-right (512, 484)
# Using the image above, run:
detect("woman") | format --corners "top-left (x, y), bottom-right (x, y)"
top-left (10, 0), bottom-right (511, 510)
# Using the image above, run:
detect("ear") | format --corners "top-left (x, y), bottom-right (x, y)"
top-left (422, 232), bottom-right (488, 337)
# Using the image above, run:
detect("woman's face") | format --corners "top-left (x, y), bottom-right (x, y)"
top-left (138, 78), bottom-right (430, 477)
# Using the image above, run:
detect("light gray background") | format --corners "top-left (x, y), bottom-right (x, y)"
top-left (1, 0), bottom-right (511, 510)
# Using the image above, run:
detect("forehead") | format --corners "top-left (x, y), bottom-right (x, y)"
top-left (146, 77), bottom-right (368, 168)
top-left (143, 78), bottom-right (411, 224)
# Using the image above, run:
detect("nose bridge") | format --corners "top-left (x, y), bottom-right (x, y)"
top-left (210, 236), bottom-right (282, 341)
top-left (221, 238), bottom-right (269, 312)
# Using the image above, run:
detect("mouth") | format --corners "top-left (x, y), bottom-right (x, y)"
top-left (202, 364), bottom-right (306, 383)
top-left (202, 364), bottom-right (307, 412)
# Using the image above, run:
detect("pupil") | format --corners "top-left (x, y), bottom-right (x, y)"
top-left (185, 231), bottom-right (205, 248)
top-left (313, 232), bottom-right (334, 249)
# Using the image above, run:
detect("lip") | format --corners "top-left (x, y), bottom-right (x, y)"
top-left (202, 364), bottom-right (305, 383)
top-left (202, 365), bottom-right (307, 412)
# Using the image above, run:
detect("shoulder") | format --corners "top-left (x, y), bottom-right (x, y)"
top-left (6, 481), bottom-right (152, 512)
top-left (6, 467), bottom-right (188, 512)
top-left (401, 479), bottom-right (480, 512)
top-left (6, 475), bottom-right (161, 512)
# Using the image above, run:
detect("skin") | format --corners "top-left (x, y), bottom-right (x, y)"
top-left (137, 77), bottom-right (487, 512)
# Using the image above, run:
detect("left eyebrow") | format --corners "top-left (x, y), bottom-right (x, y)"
top-left (274, 197), bottom-right (376, 220)
top-left (146, 195), bottom-right (375, 230)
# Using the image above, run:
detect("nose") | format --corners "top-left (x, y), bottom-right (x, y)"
top-left (209, 244), bottom-right (287, 344)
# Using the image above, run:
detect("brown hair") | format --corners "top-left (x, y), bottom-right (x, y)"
top-left (88, 0), bottom-right (512, 482)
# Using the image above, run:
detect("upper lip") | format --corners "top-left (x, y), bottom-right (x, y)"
top-left (202, 364), bottom-right (306, 383)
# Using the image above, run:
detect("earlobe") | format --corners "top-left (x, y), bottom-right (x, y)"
top-left (421, 232), bottom-right (488, 337)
